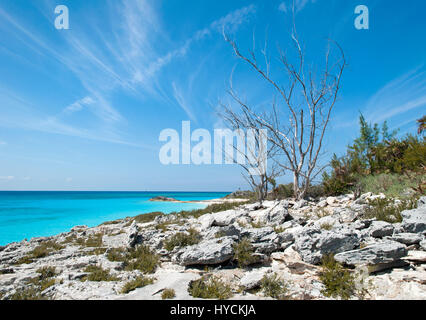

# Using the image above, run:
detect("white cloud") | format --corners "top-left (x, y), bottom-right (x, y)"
top-left (172, 82), bottom-right (197, 122)
top-left (0, 176), bottom-right (15, 181)
top-left (279, 0), bottom-right (318, 13)
top-left (278, 2), bottom-right (288, 13)
top-left (0, 140), bottom-right (6, 146)
top-left (63, 96), bottom-right (95, 114)
top-left (364, 65), bottom-right (426, 123)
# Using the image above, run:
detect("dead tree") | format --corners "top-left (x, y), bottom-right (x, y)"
top-left (220, 104), bottom-right (282, 205)
top-left (220, 15), bottom-right (346, 200)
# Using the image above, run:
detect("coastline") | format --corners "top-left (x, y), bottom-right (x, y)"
top-left (0, 193), bottom-right (425, 300)
top-left (0, 191), bottom-right (231, 247)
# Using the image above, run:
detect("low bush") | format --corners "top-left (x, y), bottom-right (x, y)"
top-left (233, 238), bottom-right (256, 268)
top-left (260, 274), bottom-right (288, 299)
top-left (8, 287), bottom-right (47, 300)
top-left (36, 266), bottom-right (57, 280)
top-left (81, 265), bottom-right (119, 282)
top-left (319, 254), bottom-right (356, 300)
top-left (164, 228), bottom-right (201, 251)
top-left (76, 233), bottom-right (103, 248)
top-left (132, 212), bottom-right (164, 223)
top-left (364, 197), bottom-right (418, 223)
top-left (188, 276), bottom-right (233, 300)
top-left (15, 241), bottom-right (64, 265)
top-left (121, 276), bottom-right (154, 294)
top-left (106, 246), bottom-right (160, 274)
top-left (359, 173), bottom-right (423, 198)
top-left (161, 288), bottom-right (176, 300)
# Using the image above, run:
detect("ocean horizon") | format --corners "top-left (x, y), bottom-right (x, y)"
top-left (0, 191), bottom-right (230, 246)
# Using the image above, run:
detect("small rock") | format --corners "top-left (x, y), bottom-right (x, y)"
top-left (239, 270), bottom-right (269, 290)
top-left (391, 233), bottom-right (423, 245)
top-left (126, 221), bottom-right (141, 248)
top-left (420, 239), bottom-right (426, 251)
top-left (368, 221), bottom-right (394, 238)
top-left (334, 240), bottom-right (408, 271)
top-left (326, 197), bottom-right (336, 206)
top-left (294, 228), bottom-right (360, 265)
top-left (172, 237), bottom-right (235, 266)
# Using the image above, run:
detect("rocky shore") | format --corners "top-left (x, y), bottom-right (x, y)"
top-left (0, 193), bottom-right (425, 300)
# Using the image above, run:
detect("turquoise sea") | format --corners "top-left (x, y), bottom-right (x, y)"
top-left (0, 191), bottom-right (229, 246)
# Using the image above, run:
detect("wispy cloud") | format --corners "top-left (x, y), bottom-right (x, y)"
top-left (0, 1), bottom-right (256, 149)
top-left (364, 65), bottom-right (426, 124)
top-left (172, 82), bottom-right (197, 122)
top-left (278, 0), bottom-right (318, 13)
top-left (0, 176), bottom-right (14, 181)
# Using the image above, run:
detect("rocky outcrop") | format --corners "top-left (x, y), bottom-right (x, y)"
top-left (401, 204), bottom-right (426, 234)
top-left (1, 192), bottom-right (425, 300)
top-left (149, 196), bottom-right (179, 202)
top-left (294, 228), bottom-right (359, 265)
top-left (334, 240), bottom-right (408, 271)
top-left (172, 237), bottom-right (235, 266)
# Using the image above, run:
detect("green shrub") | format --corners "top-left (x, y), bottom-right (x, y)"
top-left (27, 272), bottom-right (57, 292)
top-left (161, 288), bottom-right (176, 299)
top-left (121, 276), bottom-right (154, 294)
top-left (36, 266), bottom-right (57, 280)
top-left (319, 254), bottom-right (356, 300)
top-left (233, 238), bottom-right (256, 268)
top-left (320, 223), bottom-right (333, 231)
top-left (271, 183), bottom-right (294, 200)
top-left (132, 212), bottom-right (164, 223)
top-left (107, 246), bottom-right (159, 274)
top-left (15, 241), bottom-right (64, 265)
top-left (76, 233), bottom-right (103, 248)
top-left (364, 197), bottom-right (418, 223)
top-left (81, 265), bottom-right (119, 282)
top-left (84, 247), bottom-right (107, 256)
top-left (164, 228), bottom-right (201, 251)
top-left (123, 245), bottom-right (159, 274)
top-left (359, 173), bottom-right (423, 198)
top-left (321, 115), bottom-right (425, 196)
top-left (188, 276), bottom-right (233, 299)
top-left (260, 274), bottom-right (288, 299)
top-left (8, 287), bottom-right (47, 300)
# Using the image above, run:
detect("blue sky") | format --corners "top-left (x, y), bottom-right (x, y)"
top-left (0, 0), bottom-right (425, 191)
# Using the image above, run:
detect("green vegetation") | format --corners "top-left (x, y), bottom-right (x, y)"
top-left (319, 254), bottom-right (356, 300)
top-left (76, 233), bottom-right (104, 247)
top-left (188, 276), bottom-right (233, 299)
top-left (132, 211), bottom-right (164, 223)
top-left (161, 288), bottom-right (176, 299)
top-left (322, 114), bottom-right (425, 197)
top-left (269, 183), bottom-right (325, 200)
top-left (359, 173), bottom-right (423, 198)
top-left (260, 273), bottom-right (288, 299)
top-left (233, 238), bottom-right (257, 268)
top-left (320, 223), bottom-right (333, 231)
top-left (8, 287), bottom-right (47, 300)
top-left (164, 228), bottom-right (201, 251)
top-left (9, 266), bottom-right (60, 300)
top-left (250, 220), bottom-right (266, 228)
top-left (121, 276), bottom-right (154, 294)
top-left (106, 245), bottom-right (159, 274)
top-left (15, 241), bottom-right (64, 265)
top-left (363, 197), bottom-right (418, 223)
top-left (36, 266), bottom-right (57, 279)
top-left (84, 247), bottom-right (107, 256)
top-left (81, 265), bottom-right (119, 282)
